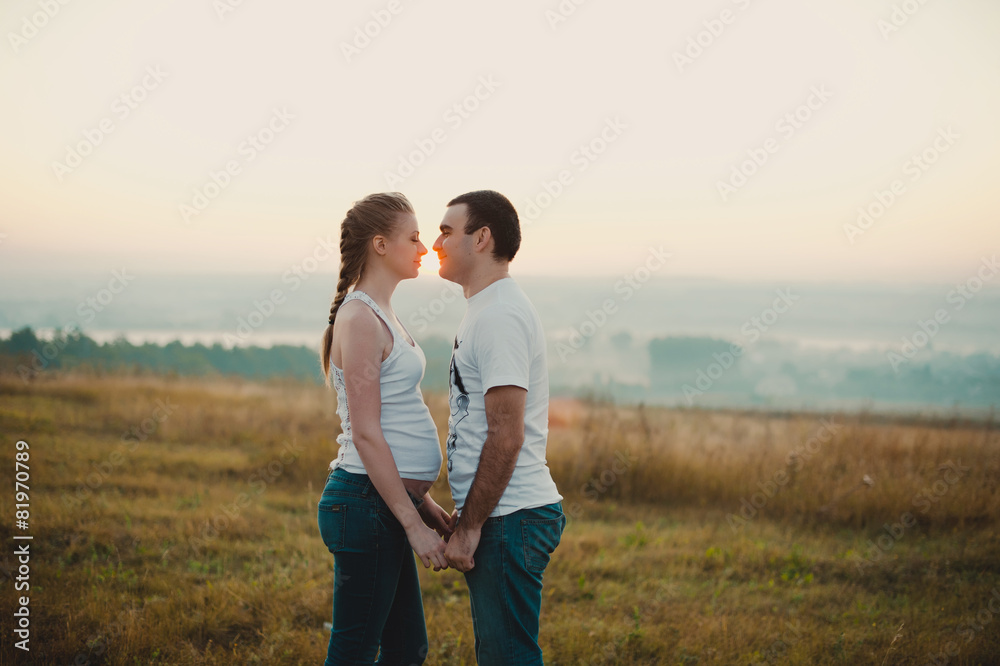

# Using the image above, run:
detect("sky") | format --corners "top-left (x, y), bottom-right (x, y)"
top-left (1, 0), bottom-right (998, 284)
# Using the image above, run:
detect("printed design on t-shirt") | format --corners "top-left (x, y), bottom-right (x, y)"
top-left (446, 337), bottom-right (469, 473)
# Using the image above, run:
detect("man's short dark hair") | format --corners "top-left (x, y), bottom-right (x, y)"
top-left (447, 190), bottom-right (521, 262)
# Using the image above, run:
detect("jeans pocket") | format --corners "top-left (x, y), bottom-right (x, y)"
top-left (522, 513), bottom-right (565, 573)
top-left (317, 501), bottom-right (346, 553)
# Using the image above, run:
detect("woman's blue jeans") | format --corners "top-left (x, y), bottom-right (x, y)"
top-left (317, 468), bottom-right (428, 666)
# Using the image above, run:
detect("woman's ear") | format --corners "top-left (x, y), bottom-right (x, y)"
top-left (371, 235), bottom-right (388, 256)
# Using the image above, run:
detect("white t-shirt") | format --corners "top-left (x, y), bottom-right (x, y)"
top-left (446, 277), bottom-right (562, 517)
top-left (329, 291), bottom-right (442, 481)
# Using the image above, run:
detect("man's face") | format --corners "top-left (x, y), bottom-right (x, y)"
top-left (433, 204), bottom-right (476, 285)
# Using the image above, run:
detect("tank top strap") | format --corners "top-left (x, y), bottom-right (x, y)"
top-left (342, 290), bottom-right (398, 342)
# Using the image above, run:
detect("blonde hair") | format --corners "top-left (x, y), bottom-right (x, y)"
top-left (320, 192), bottom-right (413, 386)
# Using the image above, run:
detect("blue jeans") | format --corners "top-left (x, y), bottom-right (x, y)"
top-left (463, 502), bottom-right (566, 666)
top-left (317, 468), bottom-right (428, 665)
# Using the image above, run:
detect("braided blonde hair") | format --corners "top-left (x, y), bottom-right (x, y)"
top-left (320, 192), bottom-right (413, 386)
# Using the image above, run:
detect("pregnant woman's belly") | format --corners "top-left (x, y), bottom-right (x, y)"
top-left (401, 477), bottom-right (434, 500)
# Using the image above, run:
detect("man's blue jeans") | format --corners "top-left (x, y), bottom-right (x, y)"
top-left (463, 502), bottom-right (566, 665)
top-left (317, 468), bottom-right (428, 665)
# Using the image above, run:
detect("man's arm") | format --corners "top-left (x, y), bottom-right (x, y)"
top-left (444, 384), bottom-right (526, 571)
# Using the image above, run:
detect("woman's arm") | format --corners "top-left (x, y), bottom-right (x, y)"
top-left (337, 306), bottom-right (448, 570)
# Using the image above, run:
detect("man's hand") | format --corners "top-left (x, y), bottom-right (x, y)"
top-left (444, 524), bottom-right (481, 572)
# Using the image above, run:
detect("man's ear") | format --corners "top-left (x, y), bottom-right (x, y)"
top-left (473, 226), bottom-right (492, 254)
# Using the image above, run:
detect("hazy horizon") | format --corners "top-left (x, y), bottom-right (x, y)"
top-left (4, 272), bottom-right (999, 413)
top-left (4, 271), bottom-right (998, 349)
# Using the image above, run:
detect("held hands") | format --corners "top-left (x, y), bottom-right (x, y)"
top-left (444, 509), bottom-right (481, 572)
top-left (405, 522), bottom-right (449, 571)
top-left (418, 496), bottom-right (454, 541)
top-left (405, 501), bottom-right (480, 573)
top-left (404, 495), bottom-right (453, 572)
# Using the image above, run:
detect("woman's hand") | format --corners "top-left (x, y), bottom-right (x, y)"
top-left (405, 523), bottom-right (449, 571)
top-left (418, 496), bottom-right (455, 542)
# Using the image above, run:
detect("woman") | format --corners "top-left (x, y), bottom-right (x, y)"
top-left (317, 192), bottom-right (452, 665)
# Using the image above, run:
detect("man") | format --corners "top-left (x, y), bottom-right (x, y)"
top-left (433, 190), bottom-right (565, 665)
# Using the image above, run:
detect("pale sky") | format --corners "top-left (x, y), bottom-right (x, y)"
top-left (1, 0), bottom-right (998, 283)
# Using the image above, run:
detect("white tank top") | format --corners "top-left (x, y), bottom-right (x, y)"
top-left (329, 290), bottom-right (443, 481)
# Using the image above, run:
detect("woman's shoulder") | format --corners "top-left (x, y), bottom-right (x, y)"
top-left (336, 298), bottom-right (392, 343)
top-left (337, 298), bottom-right (379, 326)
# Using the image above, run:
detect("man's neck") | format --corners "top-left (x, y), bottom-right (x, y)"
top-left (463, 267), bottom-right (511, 299)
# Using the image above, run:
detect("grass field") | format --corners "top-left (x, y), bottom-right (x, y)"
top-left (0, 371), bottom-right (998, 664)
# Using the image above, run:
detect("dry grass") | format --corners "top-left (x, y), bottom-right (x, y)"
top-left (0, 371), bottom-right (998, 665)
top-left (548, 399), bottom-right (1000, 530)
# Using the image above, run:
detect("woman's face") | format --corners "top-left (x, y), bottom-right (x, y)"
top-left (381, 212), bottom-right (427, 279)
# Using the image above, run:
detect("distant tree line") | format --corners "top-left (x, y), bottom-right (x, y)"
top-left (646, 335), bottom-right (1000, 409)
top-left (0, 327), bottom-right (324, 384)
top-left (0, 327), bottom-right (456, 391)
top-left (5, 327), bottom-right (995, 409)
